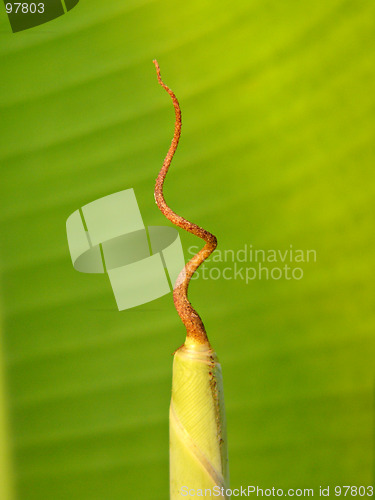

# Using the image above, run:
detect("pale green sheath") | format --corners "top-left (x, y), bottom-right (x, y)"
top-left (170, 340), bottom-right (229, 498)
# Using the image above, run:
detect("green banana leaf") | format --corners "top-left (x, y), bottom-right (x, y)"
top-left (0, 0), bottom-right (374, 498)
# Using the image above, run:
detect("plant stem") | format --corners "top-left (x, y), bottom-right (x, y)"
top-left (153, 60), bottom-right (229, 499)
top-left (153, 59), bottom-right (217, 346)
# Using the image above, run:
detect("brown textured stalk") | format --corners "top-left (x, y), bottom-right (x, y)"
top-left (153, 60), bottom-right (217, 346)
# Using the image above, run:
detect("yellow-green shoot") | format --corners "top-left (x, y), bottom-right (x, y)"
top-left (153, 60), bottom-right (230, 499)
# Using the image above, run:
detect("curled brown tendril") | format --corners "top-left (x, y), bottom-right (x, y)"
top-left (153, 60), bottom-right (217, 346)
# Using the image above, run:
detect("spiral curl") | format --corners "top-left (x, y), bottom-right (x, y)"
top-left (153, 60), bottom-right (217, 345)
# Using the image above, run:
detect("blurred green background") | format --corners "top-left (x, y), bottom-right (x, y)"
top-left (0, 0), bottom-right (374, 498)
